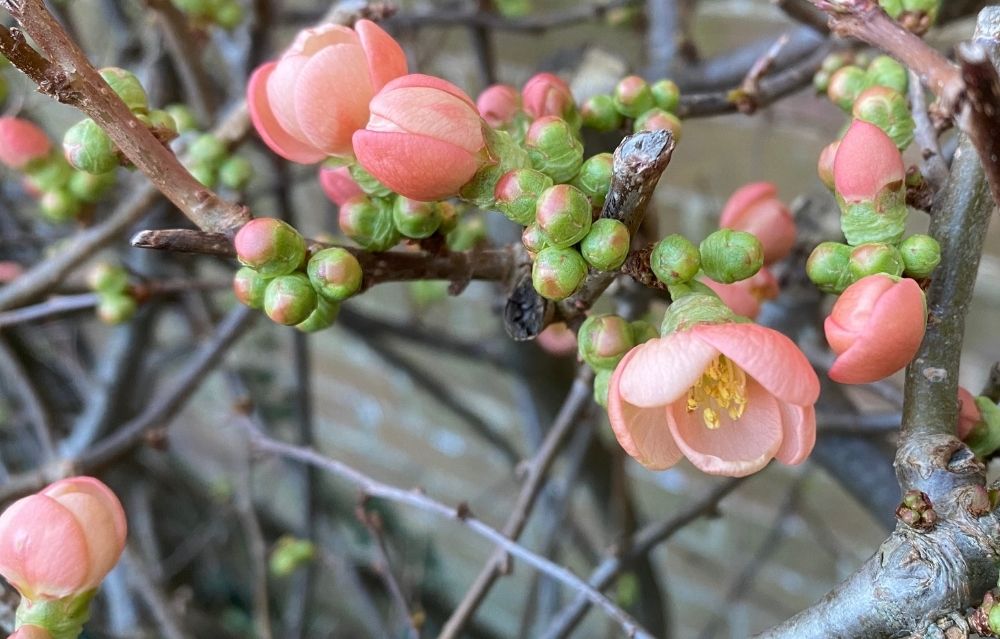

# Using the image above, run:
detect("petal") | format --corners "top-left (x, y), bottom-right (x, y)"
top-left (267, 55), bottom-right (310, 140)
top-left (355, 19), bottom-right (408, 91)
top-left (718, 182), bottom-right (776, 227)
top-left (701, 277), bottom-right (761, 319)
top-left (368, 87), bottom-right (484, 153)
top-left (353, 130), bottom-right (479, 201)
top-left (295, 45), bottom-right (373, 156)
top-left (378, 73), bottom-right (477, 109)
top-left (693, 323), bottom-right (819, 406)
top-left (834, 119), bottom-right (904, 202)
top-left (318, 166), bottom-right (364, 206)
top-left (667, 379), bottom-right (783, 477)
top-left (608, 349), bottom-right (684, 470)
top-left (774, 402), bottom-right (816, 465)
top-left (43, 477), bottom-right (127, 548)
top-left (52, 493), bottom-right (124, 588)
top-left (247, 63), bottom-right (326, 163)
top-left (617, 333), bottom-right (719, 408)
top-left (285, 23), bottom-right (357, 57)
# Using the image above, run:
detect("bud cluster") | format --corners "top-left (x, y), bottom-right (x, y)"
top-left (878, 0), bottom-right (940, 34)
top-left (87, 262), bottom-right (137, 324)
top-left (184, 132), bottom-right (255, 191)
top-left (579, 75), bottom-right (683, 141)
top-left (894, 489), bottom-right (936, 530)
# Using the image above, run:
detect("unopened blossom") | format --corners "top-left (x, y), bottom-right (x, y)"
top-left (719, 182), bottom-right (796, 265)
top-left (247, 20), bottom-right (407, 162)
top-left (957, 386), bottom-right (983, 440)
top-left (318, 165), bottom-right (363, 206)
top-left (0, 118), bottom-right (51, 170)
top-left (521, 72), bottom-right (576, 122)
top-left (824, 274), bottom-right (926, 384)
top-left (536, 323), bottom-right (577, 357)
top-left (701, 268), bottom-right (779, 319)
top-left (476, 84), bottom-right (521, 128)
top-left (608, 322), bottom-right (819, 476)
top-left (0, 477), bottom-right (127, 601)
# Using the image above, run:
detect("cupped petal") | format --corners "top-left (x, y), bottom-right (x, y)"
top-left (368, 87), bottom-right (484, 153)
top-left (43, 477), bottom-right (127, 548)
top-left (617, 333), bottom-right (719, 408)
top-left (267, 55), bottom-right (310, 141)
top-left (608, 349), bottom-right (684, 470)
top-left (377, 73), bottom-right (477, 109)
top-left (51, 492), bottom-right (124, 588)
top-left (774, 402), bottom-right (816, 465)
top-left (294, 45), bottom-right (373, 155)
top-left (247, 63), bottom-right (326, 164)
top-left (719, 182), bottom-right (776, 227)
top-left (693, 323), bottom-right (819, 406)
top-left (355, 19), bottom-right (408, 91)
top-left (667, 379), bottom-right (784, 477)
top-left (353, 130), bottom-right (479, 201)
top-left (285, 23), bottom-right (357, 57)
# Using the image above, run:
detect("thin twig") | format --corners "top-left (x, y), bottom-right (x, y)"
top-left (235, 457), bottom-right (273, 639)
top-left (908, 70), bottom-right (948, 191)
top-left (122, 545), bottom-right (189, 639)
top-left (735, 32), bottom-right (793, 114)
top-left (356, 505), bottom-right (420, 639)
top-left (0, 335), bottom-right (56, 461)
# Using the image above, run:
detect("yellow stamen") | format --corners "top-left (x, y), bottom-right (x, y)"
top-left (685, 355), bottom-right (748, 430)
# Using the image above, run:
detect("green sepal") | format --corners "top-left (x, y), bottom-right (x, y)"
top-left (16, 590), bottom-right (95, 639)
top-left (460, 126), bottom-right (530, 208)
top-left (659, 291), bottom-right (737, 335)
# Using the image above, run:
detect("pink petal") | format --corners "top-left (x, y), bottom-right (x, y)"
top-left (608, 349), bottom-right (684, 470)
top-left (617, 333), bottom-right (719, 408)
top-left (693, 323), bottom-right (819, 407)
top-left (774, 402), bottom-right (816, 465)
top-left (958, 386), bottom-right (981, 439)
top-left (368, 87), bottom-right (484, 153)
top-left (834, 119), bottom-right (904, 202)
top-left (43, 477), bottom-right (127, 548)
top-left (0, 117), bottom-right (52, 170)
top-left (248, 63), bottom-right (326, 164)
top-left (318, 165), bottom-right (364, 206)
top-left (378, 73), bottom-right (477, 109)
top-left (701, 277), bottom-right (761, 319)
top-left (285, 23), bottom-right (357, 57)
top-left (43, 477), bottom-right (126, 588)
top-left (667, 379), bottom-right (784, 477)
top-left (718, 182), bottom-right (776, 227)
top-left (355, 19), bottom-right (408, 92)
top-left (267, 55), bottom-right (310, 141)
top-left (353, 130), bottom-right (480, 201)
top-left (294, 45), bottom-right (373, 156)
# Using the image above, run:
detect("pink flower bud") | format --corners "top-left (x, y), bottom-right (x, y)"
top-left (0, 261), bottom-right (24, 283)
top-left (0, 118), bottom-right (52, 170)
top-left (817, 140), bottom-right (839, 190)
top-left (958, 386), bottom-right (982, 440)
top-left (318, 165), bottom-right (363, 206)
top-left (353, 74), bottom-right (486, 201)
top-left (476, 84), bottom-right (521, 127)
top-left (521, 72), bottom-right (576, 122)
top-left (536, 322), bottom-right (577, 357)
top-left (718, 182), bottom-right (796, 265)
top-left (701, 268), bottom-right (779, 319)
top-left (834, 119), bottom-right (904, 205)
top-left (247, 20), bottom-right (407, 162)
top-left (0, 477), bottom-right (127, 601)
top-left (9, 625), bottom-right (51, 639)
top-left (824, 274), bottom-right (926, 384)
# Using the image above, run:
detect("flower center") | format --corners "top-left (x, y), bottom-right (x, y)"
top-left (686, 355), bottom-right (748, 429)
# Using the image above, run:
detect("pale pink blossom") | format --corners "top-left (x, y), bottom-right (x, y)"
top-left (958, 386), bottom-right (982, 440)
top-left (608, 322), bottom-right (819, 477)
top-left (701, 268), bottom-right (779, 319)
top-left (719, 182), bottom-right (796, 265)
top-left (247, 20), bottom-right (407, 162)
top-left (824, 274), bottom-right (926, 384)
top-left (0, 477), bottom-right (127, 600)
top-left (521, 72), bottom-right (575, 121)
top-left (476, 84), bottom-right (521, 128)
top-left (0, 118), bottom-right (52, 170)
top-left (318, 166), bottom-right (364, 206)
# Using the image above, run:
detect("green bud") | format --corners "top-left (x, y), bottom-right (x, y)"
top-left (650, 79), bottom-right (680, 113)
top-left (521, 224), bottom-right (550, 254)
top-left (848, 242), bottom-right (904, 279)
top-left (580, 218), bottom-right (630, 271)
top-left (408, 280), bottom-right (449, 308)
top-left (99, 67), bottom-right (149, 114)
top-left (189, 133), bottom-right (227, 167)
top-left (852, 86), bottom-right (915, 150)
top-left (25, 154), bottom-right (74, 191)
top-left (531, 246), bottom-right (588, 300)
top-left (699, 229), bottom-right (764, 284)
top-left (349, 163), bottom-right (393, 198)
top-left (264, 273), bottom-right (317, 326)
top-left (218, 155), bottom-right (254, 190)
top-left (307, 247), bottom-right (363, 301)
top-left (837, 192), bottom-right (909, 247)
top-left (63, 119), bottom-right (119, 174)
top-left (213, 0), bottom-right (245, 29)
top-left (393, 196), bottom-right (442, 239)
top-left (613, 75), bottom-right (655, 118)
top-left (535, 184), bottom-right (592, 248)
top-left (97, 293), bottom-right (137, 324)
top-left (494, 168), bottom-right (553, 225)
top-left (660, 292), bottom-right (737, 335)
top-left (146, 109), bottom-right (178, 139)
top-left (879, 0), bottom-right (904, 18)
top-left (459, 127), bottom-right (531, 208)
top-left (68, 170), bottom-right (115, 203)
top-left (338, 195), bottom-right (399, 252)
top-left (446, 215), bottom-right (487, 251)
top-left (632, 108), bottom-right (682, 142)
top-left (581, 94), bottom-right (622, 132)
top-left (438, 202), bottom-right (459, 234)
top-left (571, 153), bottom-right (613, 210)
top-left (87, 262), bottom-right (129, 294)
top-left (864, 55), bottom-right (908, 94)
top-left (899, 233), bottom-right (941, 278)
top-left (172, 0), bottom-right (213, 17)
top-left (630, 320), bottom-right (658, 344)
top-left (524, 116), bottom-right (584, 183)
top-left (233, 266), bottom-right (269, 309)
top-left (990, 603), bottom-right (1000, 637)
top-left (593, 368), bottom-right (613, 408)
top-left (902, 0), bottom-right (939, 25)
top-left (651, 234), bottom-right (700, 285)
top-left (577, 314), bottom-right (635, 369)
top-left (39, 189), bottom-right (82, 222)
top-left (295, 296), bottom-right (339, 333)
top-left (188, 162), bottom-right (217, 187)
top-left (821, 52), bottom-right (850, 75)
top-left (234, 217), bottom-right (306, 277)
top-left (269, 536), bottom-right (316, 578)
top-left (966, 398), bottom-right (1000, 458)
top-left (165, 104), bottom-right (199, 133)
top-left (812, 69), bottom-right (831, 94)
top-left (806, 241), bottom-right (854, 294)
top-left (827, 66), bottom-right (869, 111)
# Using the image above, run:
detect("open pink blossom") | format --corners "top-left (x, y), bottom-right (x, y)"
top-left (701, 268), bottom-right (779, 319)
top-left (0, 477), bottom-right (127, 601)
top-left (247, 20), bottom-right (407, 162)
top-left (353, 74), bottom-right (486, 201)
top-left (958, 386), bottom-right (982, 440)
top-left (608, 322), bottom-right (819, 477)
top-left (834, 119), bottom-right (904, 203)
top-left (318, 166), bottom-right (363, 206)
top-left (824, 274), bottom-right (926, 384)
top-left (0, 118), bottom-right (52, 170)
top-left (476, 84), bottom-right (521, 128)
top-left (521, 72), bottom-right (575, 121)
top-left (719, 182), bottom-right (796, 265)
top-left (9, 626), bottom-right (51, 639)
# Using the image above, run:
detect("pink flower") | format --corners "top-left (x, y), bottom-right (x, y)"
top-left (719, 182), bottom-right (796, 265)
top-left (824, 274), bottom-right (926, 384)
top-left (353, 74), bottom-right (486, 201)
top-left (521, 72), bottom-right (575, 121)
top-left (0, 118), bottom-right (52, 170)
top-left (476, 84), bottom-right (521, 127)
top-left (9, 626), bottom-right (51, 639)
top-left (247, 20), bottom-right (407, 162)
top-left (318, 166), bottom-right (364, 206)
top-left (701, 268), bottom-right (779, 319)
top-left (958, 386), bottom-right (982, 440)
top-left (834, 119), bottom-right (904, 204)
top-left (608, 323), bottom-right (819, 477)
top-left (0, 477), bottom-right (127, 601)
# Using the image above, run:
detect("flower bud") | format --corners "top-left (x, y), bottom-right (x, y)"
top-left (964, 396), bottom-right (1000, 458)
top-left (524, 116), bottom-right (584, 183)
top-left (522, 72), bottom-right (579, 127)
top-left (234, 217), bottom-right (306, 277)
top-left (899, 233), bottom-right (941, 278)
top-left (189, 133), bottom-right (227, 168)
top-left (269, 536), bottom-right (316, 578)
top-left (97, 293), bottom-right (137, 324)
top-left (659, 291), bottom-right (736, 334)
top-left (827, 65), bottom-right (868, 111)
top-left (958, 386), bottom-right (982, 440)
top-left (650, 79), bottom-right (680, 113)
top-left (824, 274), bottom-right (926, 384)
top-left (632, 108), bottom-right (682, 142)
top-left (99, 67), bottom-right (149, 114)
top-left (392, 197), bottom-right (442, 239)
top-left (581, 94), bottom-right (622, 132)
top-left (494, 168), bottom-right (553, 225)
top-left (307, 247), bottom-right (363, 301)
top-left (817, 140), bottom-right (839, 190)
top-left (531, 246), bottom-right (588, 300)
top-left (446, 213), bottom-right (487, 251)
top-left (537, 322), bottom-right (577, 356)
top-left (699, 229), bottom-right (763, 284)
top-left (701, 268), bottom-right (779, 319)
top-left (650, 234), bottom-right (700, 285)
top-left (338, 195), bottom-right (399, 252)
top-left (214, 0), bottom-right (245, 29)
top-left (458, 126), bottom-right (532, 208)
top-left (348, 164), bottom-right (392, 198)
top-left (318, 165), bottom-right (364, 207)
top-left (295, 296), bottom-right (339, 333)
top-left (864, 55), bottom-right (908, 94)
top-left (630, 320), bottom-right (658, 344)
top-left (571, 153), bottom-right (613, 209)
top-left (834, 119), bottom-right (907, 245)
top-left (812, 69), bottom-right (831, 94)
top-left (264, 273), bottom-right (317, 326)
top-left (613, 75), bottom-right (655, 118)
top-left (535, 184), bottom-right (592, 248)
top-left (821, 52), bottom-right (850, 75)
top-left (233, 266), bottom-right (269, 309)
top-left (580, 218), bottom-right (630, 271)
top-left (187, 162), bottom-right (217, 188)
top-left (848, 242), bottom-right (904, 279)
top-left (63, 119), bottom-right (119, 174)
top-left (521, 224), bottom-right (549, 254)
top-left (87, 262), bottom-right (129, 294)
top-left (10, 625), bottom-right (52, 639)
top-left (990, 605), bottom-right (1000, 637)
top-left (218, 156), bottom-right (254, 190)
top-left (879, 0), bottom-right (904, 18)
top-left (852, 86), bottom-right (915, 150)
top-left (38, 189), bottom-right (81, 223)
top-left (68, 170), bottom-right (115, 203)
top-left (476, 84), bottom-right (522, 128)
top-left (593, 368), bottom-right (613, 408)
top-left (165, 103), bottom-right (199, 133)
top-left (806, 241), bottom-right (854, 294)
top-left (0, 117), bottom-right (52, 170)
top-left (577, 314), bottom-right (635, 369)
top-left (718, 182), bottom-right (796, 265)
